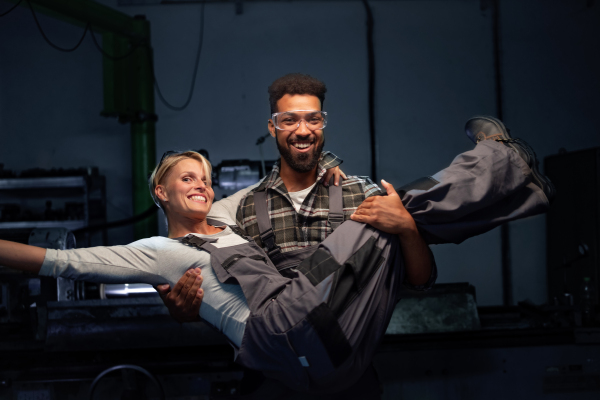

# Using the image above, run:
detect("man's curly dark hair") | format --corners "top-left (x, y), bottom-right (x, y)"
top-left (268, 73), bottom-right (327, 113)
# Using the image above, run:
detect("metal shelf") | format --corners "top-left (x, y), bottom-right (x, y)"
top-left (0, 176), bottom-right (87, 190)
top-left (0, 173), bottom-right (106, 247)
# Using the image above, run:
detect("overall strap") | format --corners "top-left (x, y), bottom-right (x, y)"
top-left (205, 217), bottom-right (251, 242)
top-left (180, 235), bottom-right (219, 253)
top-left (327, 176), bottom-right (344, 231)
top-left (254, 191), bottom-right (280, 258)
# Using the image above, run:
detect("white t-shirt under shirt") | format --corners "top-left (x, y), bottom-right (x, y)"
top-left (208, 180), bottom-right (317, 217)
top-left (288, 182), bottom-right (317, 212)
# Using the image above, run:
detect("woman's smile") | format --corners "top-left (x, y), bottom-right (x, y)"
top-left (188, 193), bottom-right (208, 203)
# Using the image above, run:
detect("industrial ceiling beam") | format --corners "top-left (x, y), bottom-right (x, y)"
top-left (10, 0), bottom-right (146, 39)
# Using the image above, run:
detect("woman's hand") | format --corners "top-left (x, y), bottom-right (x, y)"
top-left (155, 267), bottom-right (204, 323)
top-left (321, 166), bottom-right (347, 187)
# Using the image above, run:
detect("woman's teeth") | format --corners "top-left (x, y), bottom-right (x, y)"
top-left (189, 195), bottom-right (206, 202)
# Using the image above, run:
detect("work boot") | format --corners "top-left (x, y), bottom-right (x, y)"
top-left (465, 116), bottom-right (556, 202)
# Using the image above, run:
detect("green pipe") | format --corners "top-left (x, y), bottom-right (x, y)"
top-left (101, 32), bottom-right (130, 117)
top-left (131, 121), bottom-right (157, 239)
top-left (130, 17), bottom-right (158, 239)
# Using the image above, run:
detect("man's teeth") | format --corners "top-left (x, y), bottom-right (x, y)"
top-left (190, 195), bottom-right (206, 202)
top-left (292, 143), bottom-right (312, 149)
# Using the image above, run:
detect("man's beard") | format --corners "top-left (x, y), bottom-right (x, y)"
top-left (276, 135), bottom-right (325, 173)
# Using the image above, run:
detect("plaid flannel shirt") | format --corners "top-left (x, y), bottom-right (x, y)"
top-left (236, 151), bottom-right (383, 252)
top-left (235, 151), bottom-right (437, 291)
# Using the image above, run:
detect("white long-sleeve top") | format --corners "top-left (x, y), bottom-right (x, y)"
top-left (39, 184), bottom-right (257, 347)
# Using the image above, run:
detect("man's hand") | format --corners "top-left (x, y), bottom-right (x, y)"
top-left (351, 179), bottom-right (432, 287)
top-left (350, 179), bottom-right (417, 238)
top-left (155, 267), bottom-right (204, 323)
top-left (321, 166), bottom-right (347, 187)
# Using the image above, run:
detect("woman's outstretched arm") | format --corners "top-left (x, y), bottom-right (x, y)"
top-left (1, 238), bottom-right (166, 286)
top-left (0, 239), bottom-right (46, 274)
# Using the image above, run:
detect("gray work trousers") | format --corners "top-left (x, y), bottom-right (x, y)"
top-left (228, 140), bottom-right (549, 400)
top-left (404, 140), bottom-right (549, 245)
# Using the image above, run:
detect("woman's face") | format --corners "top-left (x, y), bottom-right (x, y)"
top-left (157, 158), bottom-right (214, 219)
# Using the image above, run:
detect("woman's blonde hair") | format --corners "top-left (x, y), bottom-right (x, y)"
top-left (148, 151), bottom-right (212, 209)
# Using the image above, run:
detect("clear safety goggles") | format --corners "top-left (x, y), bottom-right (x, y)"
top-left (271, 110), bottom-right (328, 132)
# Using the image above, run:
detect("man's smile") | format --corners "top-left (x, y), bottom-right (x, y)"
top-left (290, 140), bottom-right (314, 152)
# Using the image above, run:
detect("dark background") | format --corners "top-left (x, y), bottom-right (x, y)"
top-left (1, 0), bottom-right (599, 307)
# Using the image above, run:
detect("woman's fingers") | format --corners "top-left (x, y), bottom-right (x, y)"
top-left (322, 168), bottom-right (334, 186)
top-left (321, 166), bottom-right (346, 186)
top-left (332, 166), bottom-right (346, 186)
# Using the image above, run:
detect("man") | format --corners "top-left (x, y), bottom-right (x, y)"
top-left (157, 73), bottom-right (552, 398)
top-left (238, 75), bottom-right (434, 286)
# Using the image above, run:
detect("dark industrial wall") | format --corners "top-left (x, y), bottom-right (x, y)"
top-left (1, 0), bottom-right (599, 306)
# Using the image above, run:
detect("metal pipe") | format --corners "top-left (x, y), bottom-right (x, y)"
top-left (132, 121), bottom-right (158, 238)
top-left (130, 17), bottom-right (158, 239)
top-left (491, 0), bottom-right (513, 306)
top-left (102, 283), bottom-right (158, 298)
top-left (362, 0), bottom-right (377, 182)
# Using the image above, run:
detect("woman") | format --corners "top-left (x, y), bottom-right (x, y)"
top-left (0, 151), bottom-right (402, 394)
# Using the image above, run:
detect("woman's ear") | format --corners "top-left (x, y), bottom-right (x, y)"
top-left (155, 185), bottom-right (167, 202)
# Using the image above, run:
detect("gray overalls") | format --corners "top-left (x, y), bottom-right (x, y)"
top-left (185, 140), bottom-right (551, 393)
top-left (183, 183), bottom-right (405, 394)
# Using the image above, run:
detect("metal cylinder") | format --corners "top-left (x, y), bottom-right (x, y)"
top-left (28, 227), bottom-right (76, 250)
top-left (100, 283), bottom-right (158, 299)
